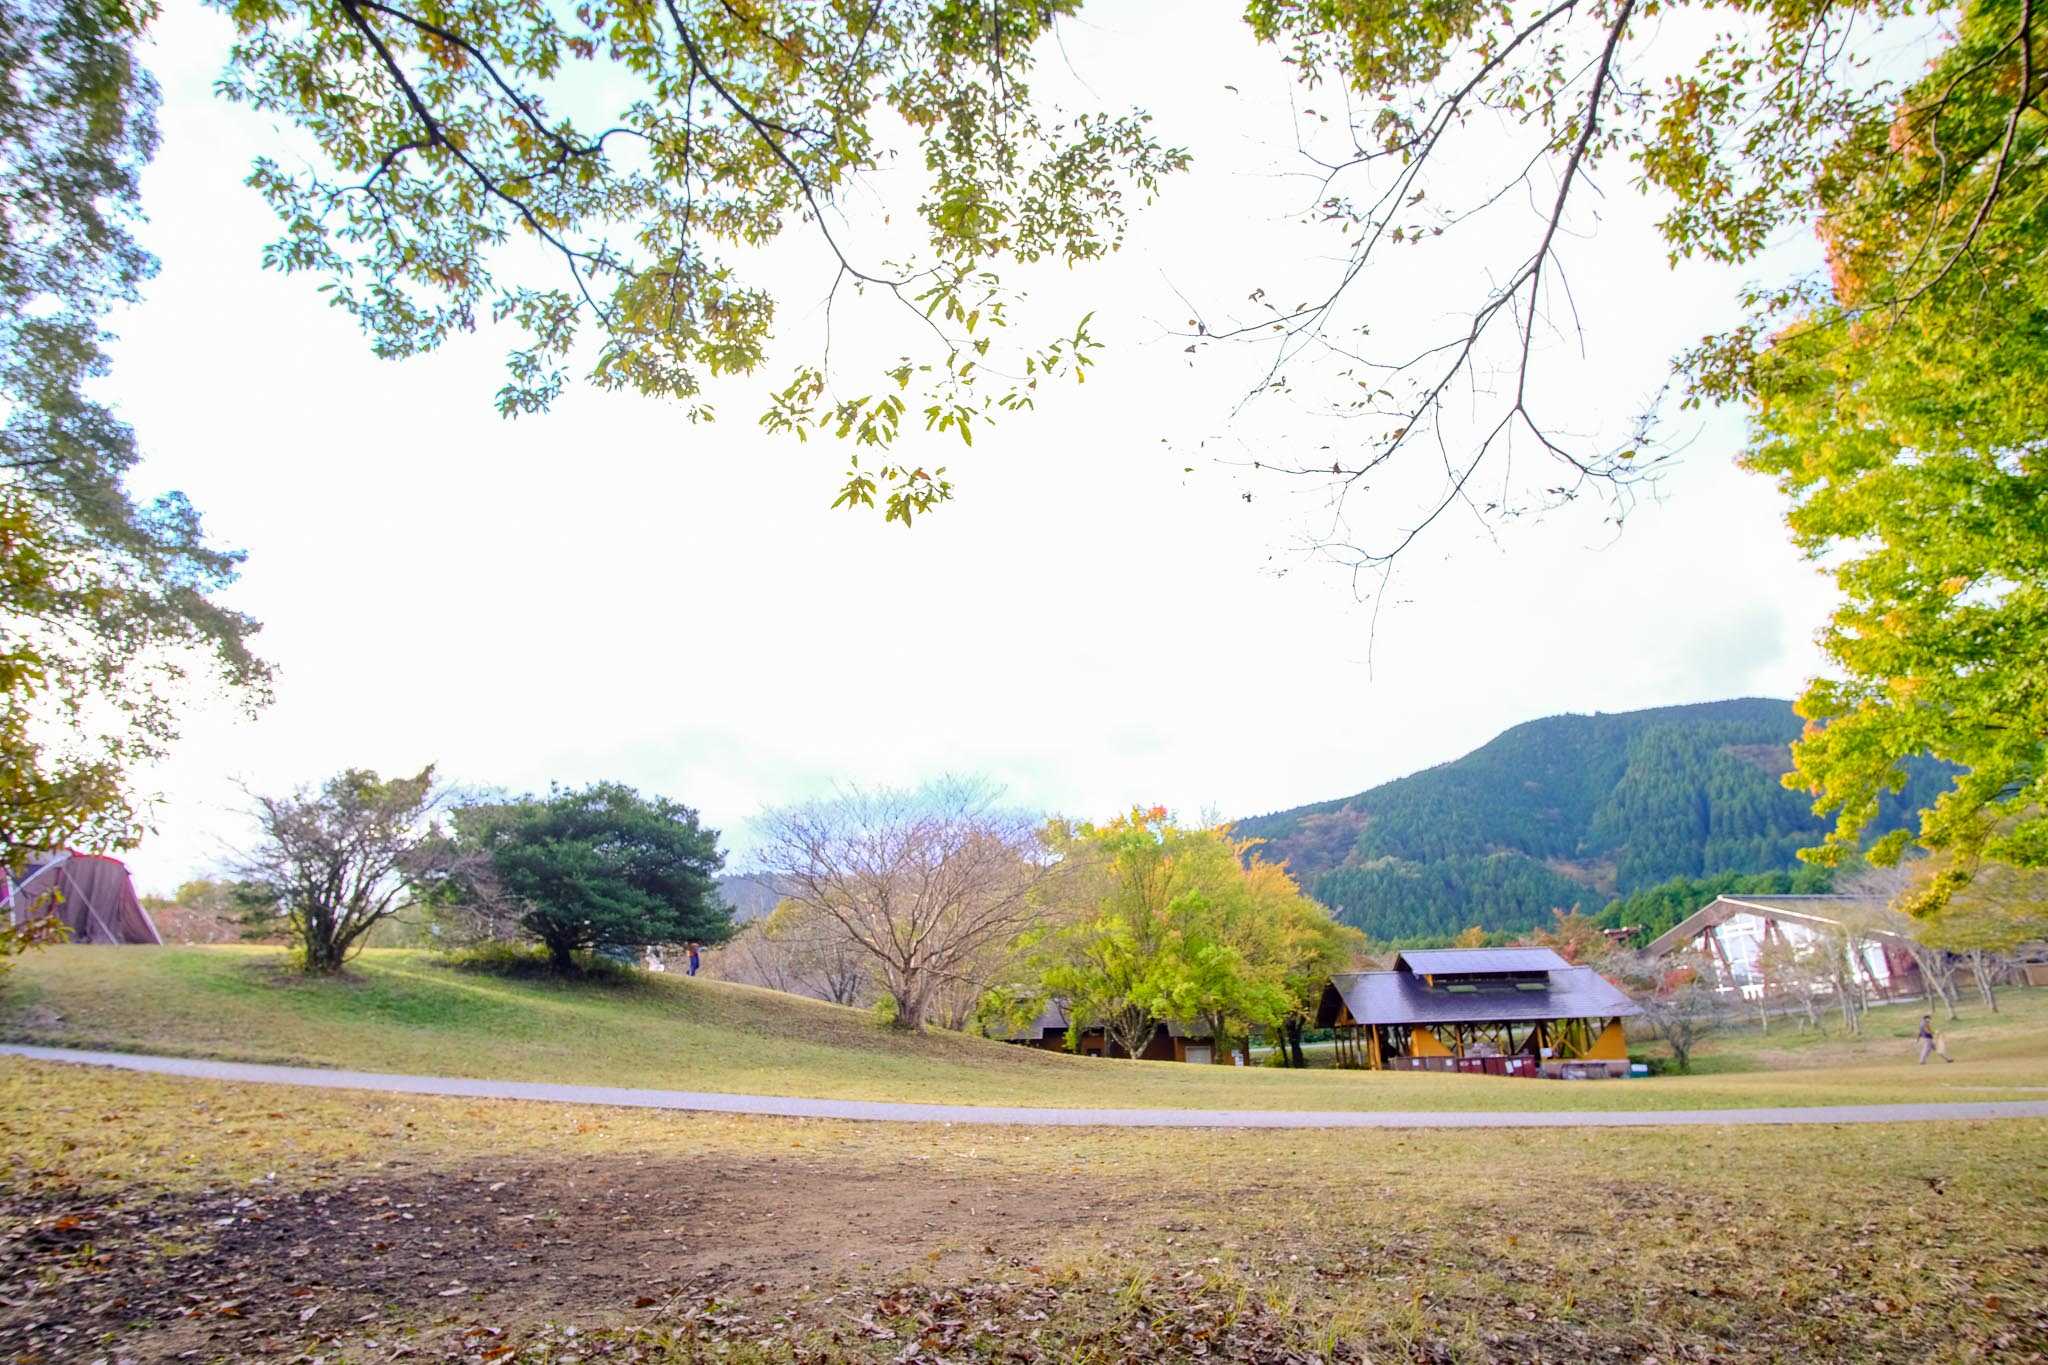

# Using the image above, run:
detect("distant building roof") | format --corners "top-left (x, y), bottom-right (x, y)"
top-left (1392, 946), bottom-right (1573, 976)
top-left (1001, 998), bottom-right (1072, 1041)
top-left (1644, 895), bottom-right (1909, 958)
top-left (1315, 965), bottom-right (1638, 1029)
top-left (998, 999), bottom-right (1210, 1043)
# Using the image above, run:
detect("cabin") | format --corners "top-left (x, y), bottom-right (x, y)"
top-left (1646, 894), bottom-right (1924, 1001)
top-left (1000, 999), bottom-right (1220, 1062)
top-left (1315, 947), bottom-right (1638, 1078)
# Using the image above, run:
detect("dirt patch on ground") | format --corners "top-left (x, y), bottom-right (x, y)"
top-left (6, 1132), bottom-right (2043, 1363)
top-left (0, 1153), bottom-right (1158, 1362)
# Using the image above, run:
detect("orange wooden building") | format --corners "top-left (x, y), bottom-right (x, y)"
top-left (1314, 947), bottom-right (1639, 1078)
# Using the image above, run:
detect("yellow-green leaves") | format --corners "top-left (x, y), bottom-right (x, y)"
top-left (1736, 0), bottom-right (2048, 908)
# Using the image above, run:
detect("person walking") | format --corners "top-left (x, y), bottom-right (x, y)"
top-left (687, 942), bottom-right (701, 977)
top-left (1916, 1015), bottom-right (1953, 1064)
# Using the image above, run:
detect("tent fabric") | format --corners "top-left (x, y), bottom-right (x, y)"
top-left (6, 852), bottom-right (162, 944)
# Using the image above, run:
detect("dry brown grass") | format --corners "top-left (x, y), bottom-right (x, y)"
top-left (3, 1057), bottom-right (2044, 1362)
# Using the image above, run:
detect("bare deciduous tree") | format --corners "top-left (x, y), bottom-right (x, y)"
top-left (750, 779), bottom-right (1054, 1031)
top-left (1615, 950), bottom-right (1726, 1072)
top-left (1840, 865), bottom-right (1963, 1020)
top-left (707, 898), bottom-right (871, 1008)
top-left (231, 766), bottom-right (456, 974)
top-left (1919, 863), bottom-right (2048, 1014)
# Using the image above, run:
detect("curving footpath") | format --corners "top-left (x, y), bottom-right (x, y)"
top-left (6, 1044), bottom-right (2047, 1129)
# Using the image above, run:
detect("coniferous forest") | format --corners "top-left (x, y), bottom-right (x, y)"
top-left (1234, 698), bottom-right (1950, 942)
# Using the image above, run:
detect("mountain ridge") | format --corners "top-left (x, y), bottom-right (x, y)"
top-left (1235, 697), bottom-right (1947, 941)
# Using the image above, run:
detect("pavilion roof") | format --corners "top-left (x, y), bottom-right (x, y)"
top-left (1391, 946), bottom-right (1572, 977)
top-left (1315, 965), bottom-right (1638, 1029)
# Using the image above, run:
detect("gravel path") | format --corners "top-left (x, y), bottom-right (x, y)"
top-left (7, 1044), bottom-right (2046, 1129)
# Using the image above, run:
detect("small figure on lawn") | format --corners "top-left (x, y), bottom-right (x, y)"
top-left (687, 942), bottom-right (701, 977)
top-left (1917, 1015), bottom-right (1953, 1065)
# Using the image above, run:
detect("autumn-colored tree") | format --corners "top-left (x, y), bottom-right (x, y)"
top-left (1034, 810), bottom-right (1354, 1063)
top-left (1691, 0), bottom-right (2047, 911)
top-left (1033, 808), bottom-right (1210, 1060)
top-left (1528, 908), bottom-right (1612, 965)
top-left (1916, 864), bottom-right (2048, 1013)
top-left (1255, 859), bottom-right (1367, 1067)
top-left (1611, 950), bottom-right (1726, 1072)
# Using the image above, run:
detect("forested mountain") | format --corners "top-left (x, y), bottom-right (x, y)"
top-left (714, 874), bottom-right (782, 923)
top-left (1234, 698), bottom-right (1950, 941)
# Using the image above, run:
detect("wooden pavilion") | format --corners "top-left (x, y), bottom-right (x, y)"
top-left (1314, 947), bottom-right (1639, 1078)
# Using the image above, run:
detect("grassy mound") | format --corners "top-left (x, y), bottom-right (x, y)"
top-left (3, 945), bottom-right (2045, 1111)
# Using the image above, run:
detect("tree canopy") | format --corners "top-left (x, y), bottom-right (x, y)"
top-left (452, 781), bottom-right (729, 971)
top-left (1033, 808), bottom-right (1361, 1061)
top-left (213, 0), bottom-right (1185, 524)
top-left (1, 0), bottom-right (269, 864)
top-left (1689, 0), bottom-right (2047, 910)
top-left (231, 765), bottom-right (454, 972)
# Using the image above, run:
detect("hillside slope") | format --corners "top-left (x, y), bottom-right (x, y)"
top-left (4, 947), bottom-right (2038, 1113)
top-left (1236, 698), bottom-right (1948, 940)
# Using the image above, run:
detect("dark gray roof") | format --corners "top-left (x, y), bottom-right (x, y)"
top-left (1316, 966), bottom-right (1638, 1029)
top-left (1001, 999), bottom-right (1072, 1041)
top-left (1000, 999), bottom-right (1210, 1043)
top-left (1392, 947), bottom-right (1573, 976)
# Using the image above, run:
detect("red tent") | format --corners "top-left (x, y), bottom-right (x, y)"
top-left (5, 851), bottom-right (161, 945)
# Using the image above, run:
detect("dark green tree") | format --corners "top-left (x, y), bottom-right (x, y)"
top-left (458, 782), bottom-right (729, 972)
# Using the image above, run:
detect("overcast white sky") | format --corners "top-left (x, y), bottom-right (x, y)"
top-left (107, 0), bottom-right (1842, 892)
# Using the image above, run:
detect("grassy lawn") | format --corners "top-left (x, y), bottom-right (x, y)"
top-left (4, 945), bottom-right (2047, 1113)
top-left (2, 1056), bottom-right (2044, 1362)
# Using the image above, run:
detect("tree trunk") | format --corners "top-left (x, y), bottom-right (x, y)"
top-left (1106, 1007), bottom-right (1153, 1061)
top-left (1970, 951), bottom-right (1998, 1011)
top-left (1933, 965), bottom-right (1966, 1019)
top-left (1286, 1018), bottom-right (1307, 1069)
top-left (890, 972), bottom-right (931, 1031)
top-left (547, 935), bottom-right (577, 974)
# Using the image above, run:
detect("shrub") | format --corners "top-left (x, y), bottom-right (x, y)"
top-left (445, 941), bottom-right (638, 985)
